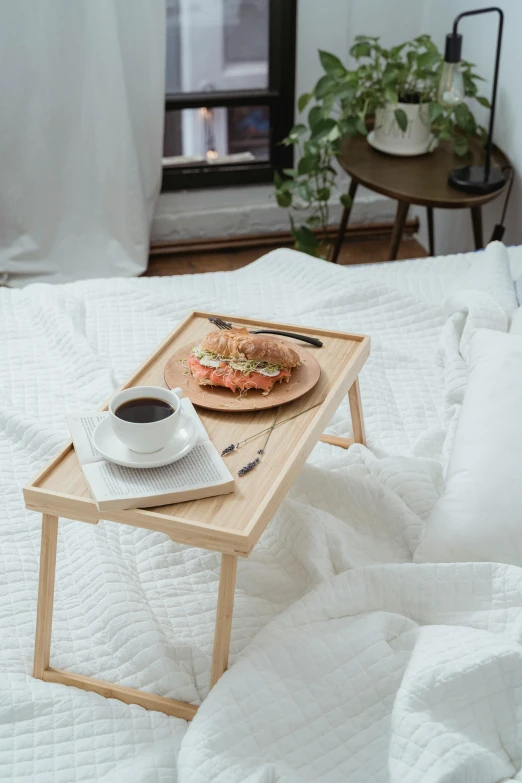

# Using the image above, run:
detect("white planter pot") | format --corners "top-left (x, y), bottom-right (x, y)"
top-left (373, 102), bottom-right (431, 156)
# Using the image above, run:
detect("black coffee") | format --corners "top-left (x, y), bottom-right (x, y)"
top-left (115, 397), bottom-right (174, 423)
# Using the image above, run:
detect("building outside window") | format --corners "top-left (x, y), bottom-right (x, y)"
top-left (163, 0), bottom-right (297, 190)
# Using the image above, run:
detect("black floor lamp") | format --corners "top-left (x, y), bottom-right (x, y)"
top-left (439, 6), bottom-right (505, 195)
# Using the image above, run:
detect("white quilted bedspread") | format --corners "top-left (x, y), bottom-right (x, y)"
top-left (1, 242), bottom-right (521, 782)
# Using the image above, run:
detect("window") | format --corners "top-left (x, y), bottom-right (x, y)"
top-left (163, 0), bottom-right (297, 190)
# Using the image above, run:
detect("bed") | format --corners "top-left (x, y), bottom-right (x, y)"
top-left (1, 242), bottom-right (522, 782)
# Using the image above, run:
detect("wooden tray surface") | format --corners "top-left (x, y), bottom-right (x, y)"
top-left (24, 312), bottom-right (370, 557)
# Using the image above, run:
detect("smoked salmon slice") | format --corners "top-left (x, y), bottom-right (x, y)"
top-left (188, 355), bottom-right (290, 394)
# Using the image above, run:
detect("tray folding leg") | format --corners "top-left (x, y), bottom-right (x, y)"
top-left (319, 376), bottom-right (366, 449)
top-left (33, 514), bottom-right (58, 679)
top-left (210, 553), bottom-right (238, 688)
top-left (33, 513), bottom-right (242, 720)
top-left (348, 377), bottom-right (366, 445)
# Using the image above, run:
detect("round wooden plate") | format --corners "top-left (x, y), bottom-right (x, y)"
top-left (164, 342), bottom-right (321, 412)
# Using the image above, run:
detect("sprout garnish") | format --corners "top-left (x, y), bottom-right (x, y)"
top-left (191, 346), bottom-right (282, 376)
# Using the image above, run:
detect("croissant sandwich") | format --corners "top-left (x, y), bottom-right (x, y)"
top-left (188, 328), bottom-right (300, 395)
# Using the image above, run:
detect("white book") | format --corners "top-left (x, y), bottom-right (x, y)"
top-left (67, 399), bottom-right (235, 512)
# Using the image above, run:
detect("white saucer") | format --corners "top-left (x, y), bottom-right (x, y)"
top-left (367, 130), bottom-right (437, 157)
top-left (92, 414), bottom-right (198, 469)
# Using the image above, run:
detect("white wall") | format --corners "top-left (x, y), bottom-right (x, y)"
top-left (416, 0), bottom-right (521, 255)
top-left (294, 0), bottom-right (424, 117)
top-left (153, 0), bottom-right (422, 242)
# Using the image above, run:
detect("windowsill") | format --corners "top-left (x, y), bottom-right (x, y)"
top-left (151, 183), bottom-right (396, 243)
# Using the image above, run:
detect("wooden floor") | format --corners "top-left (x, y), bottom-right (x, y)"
top-left (145, 236), bottom-right (428, 277)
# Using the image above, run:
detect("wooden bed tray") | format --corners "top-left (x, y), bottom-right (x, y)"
top-left (24, 311), bottom-right (370, 719)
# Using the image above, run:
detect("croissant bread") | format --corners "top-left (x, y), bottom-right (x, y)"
top-left (200, 328), bottom-right (300, 369)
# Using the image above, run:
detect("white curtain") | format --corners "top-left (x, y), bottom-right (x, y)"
top-left (0, 0), bottom-right (165, 285)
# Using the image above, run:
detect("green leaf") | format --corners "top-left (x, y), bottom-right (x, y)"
top-left (319, 50), bottom-right (347, 78)
top-left (288, 123), bottom-right (307, 140)
top-left (298, 183), bottom-right (313, 202)
top-left (280, 178), bottom-right (297, 192)
top-left (350, 42), bottom-right (371, 59)
top-left (317, 187), bottom-right (331, 201)
top-left (305, 215), bottom-right (322, 227)
top-left (310, 118), bottom-right (337, 142)
top-left (428, 101), bottom-right (444, 123)
top-left (314, 74), bottom-right (336, 99)
top-left (394, 108), bottom-right (408, 132)
top-left (308, 105), bottom-right (323, 130)
top-left (305, 141), bottom-right (320, 156)
top-left (355, 117), bottom-right (368, 136)
top-left (382, 66), bottom-right (401, 87)
top-left (328, 124), bottom-right (341, 141)
top-left (453, 135), bottom-right (469, 157)
top-left (333, 83), bottom-right (357, 103)
top-left (273, 170), bottom-right (282, 188)
top-left (275, 190), bottom-right (291, 208)
top-left (322, 94), bottom-right (335, 116)
top-left (340, 116), bottom-right (359, 137)
top-left (293, 226), bottom-right (319, 256)
top-left (476, 95), bottom-right (491, 108)
top-left (462, 72), bottom-right (478, 96)
top-left (454, 103), bottom-right (476, 133)
top-left (297, 154), bottom-right (319, 175)
top-left (417, 51), bottom-right (440, 69)
top-left (384, 87), bottom-right (399, 105)
top-left (389, 43), bottom-right (406, 58)
top-left (283, 168), bottom-right (297, 178)
top-left (340, 193), bottom-right (352, 208)
top-left (298, 92), bottom-right (313, 112)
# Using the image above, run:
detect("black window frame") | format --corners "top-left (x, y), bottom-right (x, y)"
top-left (162, 0), bottom-right (297, 191)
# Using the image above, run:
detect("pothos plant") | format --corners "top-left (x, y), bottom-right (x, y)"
top-left (275, 34), bottom-right (490, 257)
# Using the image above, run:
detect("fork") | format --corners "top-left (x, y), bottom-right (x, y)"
top-left (208, 317), bottom-right (323, 347)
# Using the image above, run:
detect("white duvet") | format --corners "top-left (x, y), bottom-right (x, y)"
top-left (1, 242), bottom-right (521, 782)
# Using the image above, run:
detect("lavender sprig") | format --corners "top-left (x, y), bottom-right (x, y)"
top-left (220, 400), bottom-right (324, 457)
top-left (236, 407), bottom-right (280, 477)
top-left (238, 458), bottom-right (260, 476)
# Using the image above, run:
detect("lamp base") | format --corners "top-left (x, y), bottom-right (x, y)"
top-left (448, 165), bottom-right (505, 195)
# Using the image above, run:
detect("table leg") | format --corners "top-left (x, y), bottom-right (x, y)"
top-left (33, 514), bottom-right (58, 679)
top-left (427, 207), bottom-right (435, 256)
top-left (470, 206), bottom-right (484, 249)
top-left (32, 515), bottom-right (199, 720)
top-left (330, 178), bottom-right (359, 263)
top-left (319, 433), bottom-right (354, 449)
top-left (348, 377), bottom-right (366, 445)
top-left (388, 201), bottom-right (410, 260)
top-left (210, 553), bottom-right (238, 688)
top-left (319, 376), bottom-right (365, 449)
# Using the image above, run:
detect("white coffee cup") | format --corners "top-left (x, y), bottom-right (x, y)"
top-left (109, 385), bottom-right (184, 453)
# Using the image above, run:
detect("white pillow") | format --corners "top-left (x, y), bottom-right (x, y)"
top-left (414, 329), bottom-right (522, 566)
top-left (447, 241), bottom-right (518, 317)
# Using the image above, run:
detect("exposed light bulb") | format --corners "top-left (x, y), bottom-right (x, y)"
top-left (437, 61), bottom-right (465, 107)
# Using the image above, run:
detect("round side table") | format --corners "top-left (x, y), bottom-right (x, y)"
top-left (332, 136), bottom-right (510, 262)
